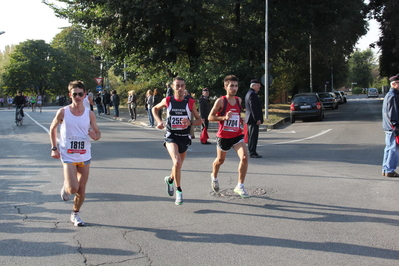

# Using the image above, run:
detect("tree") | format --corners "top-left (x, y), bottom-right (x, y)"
top-left (46, 0), bottom-right (367, 99)
top-left (348, 49), bottom-right (375, 89)
top-left (0, 45), bottom-right (15, 96)
top-left (51, 26), bottom-right (101, 91)
top-left (368, 0), bottom-right (399, 77)
top-left (2, 40), bottom-right (57, 95)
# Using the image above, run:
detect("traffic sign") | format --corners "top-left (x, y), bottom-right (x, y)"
top-left (94, 78), bottom-right (103, 85)
top-left (96, 85), bottom-right (102, 91)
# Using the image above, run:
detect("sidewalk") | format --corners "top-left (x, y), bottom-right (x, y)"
top-left (100, 106), bottom-right (288, 132)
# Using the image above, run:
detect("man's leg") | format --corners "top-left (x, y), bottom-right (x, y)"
top-left (233, 142), bottom-right (249, 184)
top-left (212, 148), bottom-right (227, 178)
top-left (165, 142), bottom-right (186, 188)
top-left (74, 166), bottom-right (90, 212)
top-left (247, 123), bottom-right (259, 155)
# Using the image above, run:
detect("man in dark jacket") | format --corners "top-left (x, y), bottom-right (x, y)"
top-left (199, 88), bottom-right (212, 144)
top-left (245, 79), bottom-right (264, 158)
top-left (382, 74), bottom-right (399, 177)
top-left (102, 90), bottom-right (111, 115)
top-left (13, 91), bottom-right (26, 120)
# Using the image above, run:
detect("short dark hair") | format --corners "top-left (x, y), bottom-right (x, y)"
top-left (173, 76), bottom-right (185, 83)
top-left (68, 80), bottom-right (86, 92)
top-left (223, 75), bottom-right (239, 86)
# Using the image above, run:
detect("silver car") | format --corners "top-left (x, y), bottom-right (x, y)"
top-left (367, 88), bottom-right (379, 98)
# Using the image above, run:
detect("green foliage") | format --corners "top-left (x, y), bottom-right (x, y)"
top-left (368, 0), bottom-right (399, 76)
top-left (46, 0), bottom-right (367, 101)
top-left (2, 40), bottom-right (57, 95)
top-left (352, 87), bottom-right (363, 94)
top-left (348, 49), bottom-right (375, 88)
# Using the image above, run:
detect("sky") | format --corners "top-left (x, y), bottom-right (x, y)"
top-left (0, 0), bottom-right (381, 53)
top-left (0, 0), bottom-right (70, 52)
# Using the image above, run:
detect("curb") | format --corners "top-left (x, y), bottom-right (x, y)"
top-left (104, 112), bottom-right (290, 132)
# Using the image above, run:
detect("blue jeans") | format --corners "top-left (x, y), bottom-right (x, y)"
top-left (96, 104), bottom-right (103, 114)
top-left (147, 108), bottom-right (154, 126)
top-left (113, 105), bottom-right (119, 117)
top-left (382, 131), bottom-right (399, 173)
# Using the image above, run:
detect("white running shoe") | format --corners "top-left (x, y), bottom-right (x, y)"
top-left (60, 186), bottom-right (70, 201)
top-left (234, 186), bottom-right (250, 198)
top-left (175, 191), bottom-right (183, 205)
top-left (70, 212), bottom-right (84, 226)
top-left (211, 176), bottom-right (219, 192)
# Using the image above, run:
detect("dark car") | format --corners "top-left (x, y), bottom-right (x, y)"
top-left (317, 92), bottom-right (338, 109)
top-left (290, 93), bottom-right (324, 123)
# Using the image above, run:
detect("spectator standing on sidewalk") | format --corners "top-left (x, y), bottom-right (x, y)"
top-left (111, 90), bottom-right (120, 118)
top-left (382, 74), bottom-right (399, 177)
top-left (152, 77), bottom-right (202, 205)
top-left (153, 88), bottom-right (163, 119)
top-left (102, 90), bottom-right (111, 115)
top-left (145, 89), bottom-right (155, 127)
top-left (166, 82), bottom-right (173, 97)
top-left (208, 75), bottom-right (250, 198)
top-left (127, 90), bottom-right (137, 122)
top-left (245, 79), bottom-right (264, 158)
top-left (94, 92), bottom-right (103, 115)
top-left (199, 88), bottom-right (212, 144)
top-left (49, 80), bottom-right (101, 226)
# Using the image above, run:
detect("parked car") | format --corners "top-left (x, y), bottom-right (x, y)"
top-left (290, 93), bottom-right (324, 123)
top-left (317, 92), bottom-right (338, 109)
top-left (367, 88), bottom-right (379, 98)
top-left (337, 91), bottom-right (347, 103)
top-left (333, 91), bottom-right (344, 104)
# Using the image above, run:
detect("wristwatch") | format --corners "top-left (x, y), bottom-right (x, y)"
top-left (51, 147), bottom-right (58, 151)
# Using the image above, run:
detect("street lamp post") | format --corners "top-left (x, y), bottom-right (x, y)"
top-left (264, 0), bottom-right (269, 120)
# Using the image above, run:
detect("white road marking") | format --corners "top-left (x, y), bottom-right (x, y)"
top-left (25, 113), bottom-right (50, 134)
top-left (260, 129), bottom-right (332, 145)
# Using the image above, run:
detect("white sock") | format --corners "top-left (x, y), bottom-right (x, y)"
top-left (237, 183), bottom-right (244, 188)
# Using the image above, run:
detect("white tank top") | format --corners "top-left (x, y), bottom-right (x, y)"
top-left (59, 106), bottom-right (91, 162)
top-left (83, 95), bottom-right (91, 109)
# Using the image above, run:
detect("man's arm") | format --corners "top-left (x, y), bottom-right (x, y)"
top-left (248, 92), bottom-right (262, 125)
top-left (208, 98), bottom-right (232, 122)
top-left (152, 98), bottom-right (168, 129)
top-left (189, 99), bottom-right (202, 126)
top-left (89, 111), bottom-right (101, 141)
top-left (49, 109), bottom-right (63, 159)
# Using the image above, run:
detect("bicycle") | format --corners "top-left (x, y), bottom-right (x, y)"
top-left (15, 105), bottom-right (24, 126)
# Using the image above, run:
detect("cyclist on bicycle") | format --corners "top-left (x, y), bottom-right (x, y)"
top-left (13, 91), bottom-right (26, 121)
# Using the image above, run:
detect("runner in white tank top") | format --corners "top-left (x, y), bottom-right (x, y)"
top-left (49, 80), bottom-right (101, 226)
top-left (59, 106), bottom-right (92, 163)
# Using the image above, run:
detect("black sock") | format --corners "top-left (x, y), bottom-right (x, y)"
top-left (168, 178), bottom-right (173, 184)
top-left (177, 187), bottom-right (182, 192)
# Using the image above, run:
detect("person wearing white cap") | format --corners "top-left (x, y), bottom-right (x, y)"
top-left (382, 74), bottom-right (399, 177)
top-left (244, 79), bottom-right (263, 158)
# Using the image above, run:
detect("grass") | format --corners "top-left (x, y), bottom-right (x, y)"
top-left (263, 103), bottom-right (290, 125)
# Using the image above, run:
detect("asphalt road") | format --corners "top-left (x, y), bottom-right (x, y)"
top-left (0, 94), bottom-right (398, 265)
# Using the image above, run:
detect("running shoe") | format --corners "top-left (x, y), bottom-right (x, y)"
top-left (164, 176), bottom-right (174, 196)
top-left (175, 191), bottom-right (183, 205)
top-left (234, 186), bottom-right (250, 198)
top-left (70, 212), bottom-right (84, 226)
top-left (211, 176), bottom-right (219, 192)
top-left (60, 186), bottom-right (70, 201)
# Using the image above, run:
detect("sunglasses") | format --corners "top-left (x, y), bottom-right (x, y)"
top-left (72, 92), bottom-right (85, 97)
